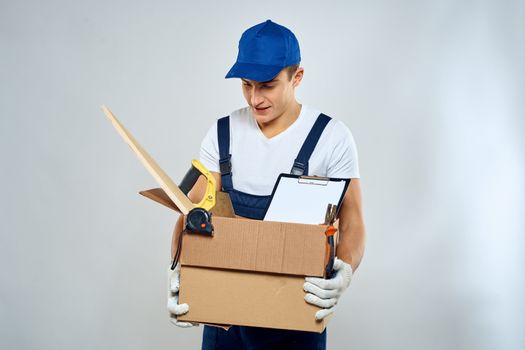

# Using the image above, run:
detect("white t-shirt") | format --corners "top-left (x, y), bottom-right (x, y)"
top-left (199, 105), bottom-right (360, 196)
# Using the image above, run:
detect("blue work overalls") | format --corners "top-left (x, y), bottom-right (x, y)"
top-left (202, 113), bottom-right (332, 350)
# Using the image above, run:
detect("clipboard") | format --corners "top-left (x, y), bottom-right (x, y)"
top-left (262, 174), bottom-right (351, 224)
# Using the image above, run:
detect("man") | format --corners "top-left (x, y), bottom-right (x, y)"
top-left (168, 20), bottom-right (365, 349)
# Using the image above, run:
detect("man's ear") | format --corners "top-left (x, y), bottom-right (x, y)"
top-left (293, 67), bottom-right (304, 87)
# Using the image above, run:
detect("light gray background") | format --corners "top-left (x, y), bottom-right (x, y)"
top-left (1, 1), bottom-right (524, 349)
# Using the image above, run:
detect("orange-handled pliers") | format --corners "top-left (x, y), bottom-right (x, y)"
top-left (324, 204), bottom-right (338, 278)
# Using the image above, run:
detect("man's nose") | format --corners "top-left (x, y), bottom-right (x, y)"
top-left (250, 88), bottom-right (264, 106)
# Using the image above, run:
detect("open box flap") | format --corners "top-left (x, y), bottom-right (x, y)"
top-left (139, 188), bottom-right (236, 218)
top-left (140, 188), bottom-right (181, 213)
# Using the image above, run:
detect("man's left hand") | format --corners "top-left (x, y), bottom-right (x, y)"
top-left (303, 257), bottom-right (353, 320)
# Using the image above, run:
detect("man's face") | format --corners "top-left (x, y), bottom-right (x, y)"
top-left (241, 67), bottom-right (303, 125)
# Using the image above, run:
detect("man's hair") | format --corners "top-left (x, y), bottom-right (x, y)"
top-left (285, 64), bottom-right (300, 81)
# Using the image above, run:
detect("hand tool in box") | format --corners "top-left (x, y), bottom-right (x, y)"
top-left (102, 105), bottom-right (195, 214)
top-left (171, 159), bottom-right (217, 270)
top-left (324, 204), bottom-right (338, 278)
top-left (178, 159), bottom-right (217, 236)
top-left (101, 105), bottom-right (217, 266)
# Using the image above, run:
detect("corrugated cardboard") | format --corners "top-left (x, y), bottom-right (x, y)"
top-left (180, 217), bottom-right (327, 277)
top-left (106, 107), bottom-right (333, 332)
top-left (141, 188), bottom-right (332, 333)
top-left (178, 267), bottom-right (330, 332)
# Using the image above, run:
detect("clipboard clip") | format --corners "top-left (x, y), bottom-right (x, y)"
top-left (297, 176), bottom-right (329, 186)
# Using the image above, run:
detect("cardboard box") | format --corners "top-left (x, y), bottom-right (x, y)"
top-left (104, 107), bottom-right (332, 332)
top-left (141, 189), bottom-right (332, 333)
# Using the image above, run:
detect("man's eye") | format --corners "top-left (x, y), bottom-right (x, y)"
top-left (262, 85), bottom-right (275, 89)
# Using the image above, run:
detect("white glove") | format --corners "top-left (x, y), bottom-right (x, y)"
top-left (303, 257), bottom-right (353, 320)
top-left (167, 263), bottom-right (198, 328)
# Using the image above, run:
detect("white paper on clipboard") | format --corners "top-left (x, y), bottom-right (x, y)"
top-left (263, 174), bottom-right (350, 224)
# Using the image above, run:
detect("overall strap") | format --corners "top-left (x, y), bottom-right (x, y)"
top-left (290, 113), bottom-right (332, 176)
top-left (217, 116), bottom-right (234, 191)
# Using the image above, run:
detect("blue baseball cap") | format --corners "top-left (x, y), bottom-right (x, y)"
top-left (225, 20), bottom-right (301, 82)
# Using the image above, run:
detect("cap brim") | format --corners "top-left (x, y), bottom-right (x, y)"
top-left (225, 62), bottom-right (283, 82)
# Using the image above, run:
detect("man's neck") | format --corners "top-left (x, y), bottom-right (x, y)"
top-left (258, 102), bottom-right (302, 139)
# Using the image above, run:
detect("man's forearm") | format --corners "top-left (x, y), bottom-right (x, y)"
top-left (335, 179), bottom-right (366, 272)
top-left (336, 220), bottom-right (365, 272)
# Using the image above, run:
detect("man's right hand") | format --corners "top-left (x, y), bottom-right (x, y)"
top-left (167, 263), bottom-right (198, 328)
